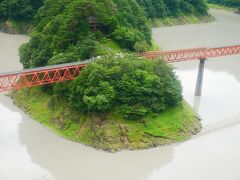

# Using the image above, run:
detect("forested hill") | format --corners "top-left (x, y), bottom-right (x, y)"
top-left (10, 0), bottom-right (204, 151)
top-left (208, 0), bottom-right (240, 8)
top-left (0, 0), bottom-right (209, 22)
top-left (20, 0), bottom-right (152, 68)
top-left (137, 0), bottom-right (208, 18)
top-left (0, 0), bottom-right (43, 21)
top-left (18, 0), bottom-right (210, 69)
top-left (208, 0), bottom-right (240, 13)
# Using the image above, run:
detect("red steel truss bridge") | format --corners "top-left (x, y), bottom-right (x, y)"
top-left (0, 45), bottom-right (240, 92)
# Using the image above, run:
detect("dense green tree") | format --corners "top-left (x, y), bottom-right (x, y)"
top-left (188, 0), bottom-right (208, 15)
top-left (152, 0), bottom-right (167, 17)
top-left (20, 0), bottom-right (152, 68)
top-left (180, 1), bottom-right (195, 14)
top-left (136, 0), bottom-right (209, 18)
top-left (0, 0), bottom-right (43, 20)
top-left (208, 0), bottom-right (240, 7)
top-left (164, 0), bottom-right (181, 16)
top-left (69, 55), bottom-right (182, 120)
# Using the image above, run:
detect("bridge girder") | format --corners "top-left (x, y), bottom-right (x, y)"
top-left (1, 45), bottom-right (240, 92)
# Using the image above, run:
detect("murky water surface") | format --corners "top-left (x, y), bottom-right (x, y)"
top-left (0, 9), bottom-right (240, 180)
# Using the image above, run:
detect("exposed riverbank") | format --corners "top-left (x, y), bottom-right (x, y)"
top-left (11, 87), bottom-right (201, 152)
top-left (151, 14), bottom-right (215, 27)
top-left (0, 20), bottom-right (32, 35)
top-left (208, 4), bottom-right (240, 14)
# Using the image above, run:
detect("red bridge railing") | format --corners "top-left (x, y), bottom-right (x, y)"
top-left (0, 63), bottom-right (86, 92)
top-left (0, 45), bottom-right (240, 92)
top-left (140, 45), bottom-right (240, 62)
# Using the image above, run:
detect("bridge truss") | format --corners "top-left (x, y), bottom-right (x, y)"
top-left (0, 63), bottom-right (86, 92)
top-left (0, 45), bottom-right (240, 92)
top-left (140, 45), bottom-right (240, 62)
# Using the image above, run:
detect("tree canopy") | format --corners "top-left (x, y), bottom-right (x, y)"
top-left (19, 0), bottom-right (152, 68)
top-left (68, 55), bottom-right (182, 120)
top-left (136, 0), bottom-right (208, 18)
top-left (0, 0), bottom-right (43, 21)
top-left (19, 0), bottom-right (210, 69)
top-left (208, 0), bottom-right (240, 7)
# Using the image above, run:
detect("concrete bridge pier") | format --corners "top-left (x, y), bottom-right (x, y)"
top-left (195, 59), bottom-right (206, 96)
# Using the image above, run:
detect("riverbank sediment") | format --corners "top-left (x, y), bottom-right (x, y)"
top-left (0, 20), bottom-right (32, 35)
top-left (151, 14), bottom-right (215, 27)
top-left (208, 4), bottom-right (240, 14)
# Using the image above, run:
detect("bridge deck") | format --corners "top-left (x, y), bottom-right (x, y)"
top-left (0, 60), bottom-right (91, 77)
top-left (0, 45), bottom-right (240, 92)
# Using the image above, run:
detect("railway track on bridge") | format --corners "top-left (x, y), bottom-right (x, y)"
top-left (0, 45), bottom-right (240, 92)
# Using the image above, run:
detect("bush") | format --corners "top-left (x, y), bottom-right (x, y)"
top-left (69, 55), bottom-right (182, 120)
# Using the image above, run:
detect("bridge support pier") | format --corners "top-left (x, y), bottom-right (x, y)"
top-left (195, 59), bottom-right (206, 96)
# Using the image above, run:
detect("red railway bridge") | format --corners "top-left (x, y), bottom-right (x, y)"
top-left (0, 45), bottom-right (240, 96)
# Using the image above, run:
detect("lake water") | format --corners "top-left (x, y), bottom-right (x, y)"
top-left (0, 9), bottom-right (240, 180)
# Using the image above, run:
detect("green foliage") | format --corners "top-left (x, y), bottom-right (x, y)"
top-left (0, 0), bottom-right (43, 21)
top-left (112, 27), bottom-right (143, 50)
top-left (18, 0), bottom-right (210, 69)
top-left (208, 0), bottom-right (240, 8)
top-left (190, 0), bottom-right (209, 15)
top-left (69, 55), bottom-right (182, 120)
top-left (119, 105), bottom-right (148, 120)
top-left (20, 0), bottom-right (152, 68)
top-left (136, 0), bottom-right (209, 18)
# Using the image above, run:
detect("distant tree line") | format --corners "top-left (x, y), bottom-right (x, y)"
top-left (208, 0), bottom-right (240, 7)
top-left (136, 0), bottom-right (209, 18)
top-left (0, 0), bottom-right (210, 21)
top-left (0, 0), bottom-right (43, 21)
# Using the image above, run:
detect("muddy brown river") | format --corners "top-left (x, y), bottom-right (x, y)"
top-left (0, 9), bottom-right (240, 180)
